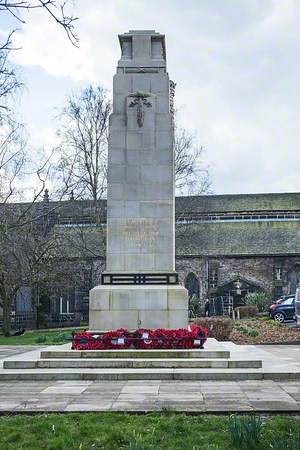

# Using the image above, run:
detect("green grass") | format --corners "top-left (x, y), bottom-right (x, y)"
top-left (0, 327), bottom-right (85, 345)
top-left (0, 413), bottom-right (299, 450)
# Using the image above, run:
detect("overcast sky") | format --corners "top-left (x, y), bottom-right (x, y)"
top-left (1, 0), bottom-right (299, 195)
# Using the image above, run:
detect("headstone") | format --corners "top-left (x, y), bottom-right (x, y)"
top-left (89, 30), bottom-right (188, 331)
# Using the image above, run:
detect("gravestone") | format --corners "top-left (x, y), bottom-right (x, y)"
top-left (89, 30), bottom-right (188, 331)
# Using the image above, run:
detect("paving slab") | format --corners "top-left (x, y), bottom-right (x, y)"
top-left (0, 379), bottom-right (297, 413)
top-left (0, 342), bottom-right (299, 412)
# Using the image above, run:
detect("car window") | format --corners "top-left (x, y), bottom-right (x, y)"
top-left (282, 298), bottom-right (294, 305)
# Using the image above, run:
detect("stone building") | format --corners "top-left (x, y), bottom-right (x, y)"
top-left (175, 192), bottom-right (300, 313)
top-left (2, 191), bottom-right (300, 325)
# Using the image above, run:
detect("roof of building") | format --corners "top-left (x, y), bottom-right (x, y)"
top-left (176, 220), bottom-right (300, 257)
top-left (2, 192), bottom-right (300, 258)
top-left (3, 192), bottom-right (299, 217)
top-left (175, 192), bottom-right (300, 214)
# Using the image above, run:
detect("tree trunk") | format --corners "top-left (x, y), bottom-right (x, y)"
top-left (2, 295), bottom-right (11, 337)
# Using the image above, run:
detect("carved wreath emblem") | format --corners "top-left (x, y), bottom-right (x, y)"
top-left (128, 91), bottom-right (152, 127)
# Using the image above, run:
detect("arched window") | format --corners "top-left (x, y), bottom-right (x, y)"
top-left (184, 272), bottom-right (200, 299)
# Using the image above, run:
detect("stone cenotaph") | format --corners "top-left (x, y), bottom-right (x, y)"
top-left (89, 30), bottom-right (188, 331)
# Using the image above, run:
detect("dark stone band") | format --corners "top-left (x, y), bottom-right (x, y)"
top-left (101, 273), bottom-right (179, 285)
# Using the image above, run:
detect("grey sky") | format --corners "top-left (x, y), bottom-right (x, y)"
top-left (1, 0), bottom-right (299, 195)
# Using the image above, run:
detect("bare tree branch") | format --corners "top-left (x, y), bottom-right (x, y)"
top-left (55, 85), bottom-right (111, 207)
top-left (174, 122), bottom-right (212, 195)
top-left (0, 0), bottom-right (79, 46)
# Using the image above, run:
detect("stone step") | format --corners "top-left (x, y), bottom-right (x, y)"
top-left (0, 367), bottom-right (299, 381)
top-left (40, 349), bottom-right (230, 359)
top-left (3, 358), bottom-right (262, 370)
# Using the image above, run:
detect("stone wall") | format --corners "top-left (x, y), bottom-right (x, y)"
top-left (175, 255), bottom-right (300, 302)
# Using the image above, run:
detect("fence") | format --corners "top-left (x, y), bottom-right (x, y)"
top-left (0, 312), bottom-right (84, 331)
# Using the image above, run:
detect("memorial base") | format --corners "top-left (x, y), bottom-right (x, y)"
top-left (89, 285), bottom-right (188, 332)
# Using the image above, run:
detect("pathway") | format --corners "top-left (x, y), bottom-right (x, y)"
top-left (0, 344), bottom-right (299, 413)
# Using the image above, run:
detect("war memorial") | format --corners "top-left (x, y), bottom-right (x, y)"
top-left (89, 30), bottom-right (188, 332)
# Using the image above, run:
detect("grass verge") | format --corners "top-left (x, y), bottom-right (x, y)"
top-left (0, 327), bottom-right (85, 345)
top-left (0, 413), bottom-right (299, 450)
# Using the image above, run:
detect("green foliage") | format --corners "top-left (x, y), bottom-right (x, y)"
top-left (0, 413), bottom-right (299, 450)
top-left (234, 325), bottom-right (249, 334)
top-left (125, 430), bottom-right (156, 450)
top-left (247, 328), bottom-right (259, 337)
top-left (234, 323), bottom-right (260, 337)
top-left (0, 413), bottom-right (231, 450)
top-left (228, 414), bottom-right (263, 450)
top-left (270, 434), bottom-right (300, 450)
top-left (260, 316), bottom-right (272, 321)
top-left (195, 317), bottom-right (233, 340)
top-left (0, 327), bottom-right (85, 345)
top-left (51, 332), bottom-right (72, 343)
top-left (268, 320), bottom-right (283, 327)
top-left (245, 292), bottom-right (270, 313)
top-left (34, 335), bottom-right (47, 344)
top-left (188, 294), bottom-right (202, 318)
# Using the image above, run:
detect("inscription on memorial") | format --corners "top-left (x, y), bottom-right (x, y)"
top-left (123, 219), bottom-right (159, 248)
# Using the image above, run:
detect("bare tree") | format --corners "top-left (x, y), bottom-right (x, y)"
top-left (174, 124), bottom-right (211, 195)
top-left (56, 85), bottom-right (111, 206)
top-left (0, 1), bottom-right (80, 335)
top-left (0, 41), bottom-right (22, 116)
top-left (0, 119), bottom-right (26, 202)
top-left (0, 204), bottom-right (59, 335)
top-left (0, 1), bottom-right (78, 114)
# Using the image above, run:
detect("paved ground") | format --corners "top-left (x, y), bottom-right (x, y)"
top-left (0, 379), bottom-right (299, 412)
top-left (0, 346), bottom-right (41, 360)
top-left (257, 344), bottom-right (300, 366)
top-left (0, 344), bottom-right (299, 413)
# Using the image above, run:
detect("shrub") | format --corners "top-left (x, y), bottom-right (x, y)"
top-left (245, 292), bottom-right (270, 313)
top-left (235, 305), bottom-right (258, 318)
top-left (188, 295), bottom-right (203, 319)
top-left (228, 415), bottom-right (263, 450)
top-left (35, 335), bottom-right (47, 344)
top-left (260, 316), bottom-right (271, 322)
top-left (247, 328), bottom-right (259, 337)
top-left (194, 317), bottom-right (233, 341)
top-left (233, 324), bottom-right (260, 337)
top-left (52, 333), bottom-right (71, 343)
top-left (268, 320), bottom-right (282, 327)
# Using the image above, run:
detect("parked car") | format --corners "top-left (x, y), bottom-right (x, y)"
top-left (269, 294), bottom-right (295, 322)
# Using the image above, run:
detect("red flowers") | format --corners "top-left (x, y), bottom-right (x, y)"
top-left (72, 324), bottom-right (208, 350)
top-left (102, 328), bottom-right (132, 349)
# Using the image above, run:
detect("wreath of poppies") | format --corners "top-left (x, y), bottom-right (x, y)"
top-left (72, 324), bottom-right (208, 350)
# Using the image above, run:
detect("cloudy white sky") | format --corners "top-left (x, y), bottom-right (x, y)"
top-left (1, 0), bottom-right (300, 195)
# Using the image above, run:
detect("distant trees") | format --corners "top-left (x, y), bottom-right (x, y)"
top-left (0, 206), bottom-right (60, 336)
top-left (0, 0), bottom-right (79, 202)
top-left (55, 85), bottom-right (212, 203)
top-left (174, 123), bottom-right (211, 195)
top-left (0, 0), bottom-right (79, 335)
top-left (55, 86), bottom-right (111, 206)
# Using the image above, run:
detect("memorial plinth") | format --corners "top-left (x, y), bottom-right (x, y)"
top-left (89, 30), bottom-right (188, 331)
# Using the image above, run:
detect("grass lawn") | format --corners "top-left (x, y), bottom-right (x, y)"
top-left (0, 413), bottom-right (299, 450)
top-left (0, 327), bottom-right (85, 346)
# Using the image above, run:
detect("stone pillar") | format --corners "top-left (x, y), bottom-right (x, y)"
top-left (89, 30), bottom-right (188, 331)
